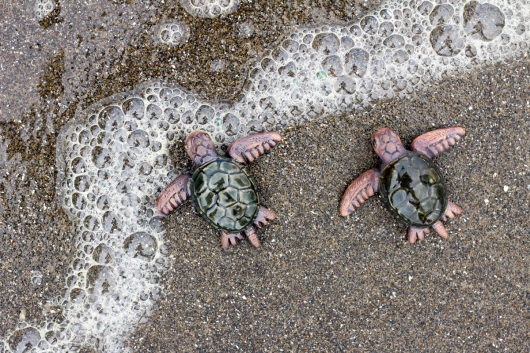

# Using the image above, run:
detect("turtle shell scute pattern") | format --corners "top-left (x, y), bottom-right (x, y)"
top-left (191, 157), bottom-right (260, 232)
top-left (379, 152), bottom-right (447, 227)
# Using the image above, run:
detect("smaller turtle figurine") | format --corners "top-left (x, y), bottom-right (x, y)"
top-left (156, 130), bottom-right (281, 249)
top-left (340, 127), bottom-right (466, 243)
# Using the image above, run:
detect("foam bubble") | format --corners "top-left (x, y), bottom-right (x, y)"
top-left (463, 1), bottom-right (505, 41)
top-left (2, 0), bottom-right (529, 351)
top-left (180, 0), bottom-right (240, 18)
top-left (157, 21), bottom-right (190, 47)
top-left (124, 232), bottom-right (158, 261)
top-left (34, 0), bottom-right (56, 19)
top-left (7, 327), bottom-right (41, 352)
top-left (31, 271), bottom-right (44, 287)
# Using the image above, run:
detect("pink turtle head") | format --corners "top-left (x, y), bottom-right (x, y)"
top-left (371, 128), bottom-right (408, 165)
top-left (185, 131), bottom-right (219, 166)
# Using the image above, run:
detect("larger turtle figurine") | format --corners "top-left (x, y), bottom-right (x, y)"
top-left (340, 127), bottom-right (466, 243)
top-left (156, 130), bottom-right (281, 249)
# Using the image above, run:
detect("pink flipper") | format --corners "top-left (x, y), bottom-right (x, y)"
top-left (408, 227), bottom-right (430, 243)
top-left (155, 173), bottom-right (191, 217)
top-left (223, 207), bottom-right (276, 249)
top-left (254, 206), bottom-right (276, 228)
top-left (441, 201), bottom-right (462, 222)
top-left (407, 202), bottom-right (460, 243)
top-left (227, 131), bottom-right (282, 165)
top-left (340, 168), bottom-right (380, 216)
top-left (411, 127), bottom-right (466, 159)
top-left (244, 227), bottom-right (261, 248)
top-left (432, 221), bottom-right (449, 239)
top-left (220, 232), bottom-right (244, 250)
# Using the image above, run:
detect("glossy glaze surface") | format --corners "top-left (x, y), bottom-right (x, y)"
top-left (191, 157), bottom-right (259, 232)
top-left (380, 152), bottom-right (447, 227)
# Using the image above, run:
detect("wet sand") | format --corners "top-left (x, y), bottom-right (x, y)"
top-left (130, 59), bottom-right (530, 352)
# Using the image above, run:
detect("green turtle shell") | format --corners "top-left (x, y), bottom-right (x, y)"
top-left (191, 157), bottom-right (260, 233)
top-left (379, 152), bottom-right (447, 227)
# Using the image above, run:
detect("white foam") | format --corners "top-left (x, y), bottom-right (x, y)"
top-left (180, 0), bottom-right (240, 18)
top-left (2, 0), bottom-right (529, 351)
top-left (156, 21), bottom-right (190, 47)
top-left (34, 0), bottom-right (56, 19)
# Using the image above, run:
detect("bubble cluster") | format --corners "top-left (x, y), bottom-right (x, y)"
top-left (34, 0), bottom-right (56, 19)
top-left (180, 0), bottom-right (240, 18)
top-left (8, 327), bottom-right (41, 351)
top-left (157, 21), bottom-right (190, 47)
top-left (3, 0), bottom-right (529, 351)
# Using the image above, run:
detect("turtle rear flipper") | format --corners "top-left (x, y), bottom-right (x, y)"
top-left (244, 227), bottom-right (261, 248)
top-left (435, 201), bottom-right (463, 240)
top-left (220, 231), bottom-right (244, 249)
top-left (432, 221), bottom-right (449, 239)
top-left (441, 201), bottom-right (462, 221)
top-left (220, 229), bottom-right (261, 249)
top-left (407, 227), bottom-right (430, 243)
top-left (227, 131), bottom-right (282, 165)
top-left (219, 206), bottom-right (276, 249)
top-left (156, 173), bottom-right (191, 217)
top-left (411, 127), bottom-right (466, 159)
top-left (340, 168), bottom-right (380, 216)
top-left (254, 206), bottom-right (276, 228)
top-left (408, 221), bottom-right (450, 243)
top-left (407, 201), bottom-right (462, 243)
top-left (408, 222), bottom-right (449, 242)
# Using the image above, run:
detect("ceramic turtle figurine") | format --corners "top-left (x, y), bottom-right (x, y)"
top-left (340, 127), bottom-right (466, 243)
top-left (156, 130), bottom-right (281, 249)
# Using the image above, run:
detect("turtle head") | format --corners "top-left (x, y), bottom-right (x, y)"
top-left (185, 131), bottom-right (219, 166)
top-left (371, 128), bottom-right (407, 165)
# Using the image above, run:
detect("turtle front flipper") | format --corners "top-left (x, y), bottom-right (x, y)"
top-left (411, 127), bottom-right (466, 159)
top-left (408, 227), bottom-right (430, 243)
top-left (340, 168), bottom-right (380, 216)
top-left (220, 231), bottom-right (244, 250)
top-left (227, 131), bottom-right (282, 165)
top-left (156, 173), bottom-right (192, 217)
